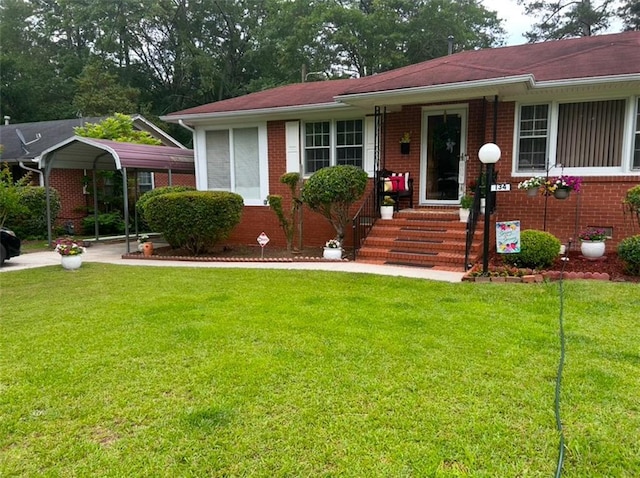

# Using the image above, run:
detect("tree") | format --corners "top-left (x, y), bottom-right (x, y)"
top-left (618, 0), bottom-right (640, 30)
top-left (301, 166), bottom-right (368, 244)
top-left (517, 0), bottom-right (617, 42)
top-left (74, 113), bottom-right (161, 144)
top-left (73, 64), bottom-right (140, 116)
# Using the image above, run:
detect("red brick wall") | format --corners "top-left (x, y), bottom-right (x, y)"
top-left (224, 100), bottom-right (639, 251)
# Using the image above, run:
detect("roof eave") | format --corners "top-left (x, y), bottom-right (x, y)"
top-left (160, 101), bottom-right (355, 125)
top-left (334, 75), bottom-right (537, 107)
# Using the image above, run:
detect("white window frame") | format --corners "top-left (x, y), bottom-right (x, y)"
top-left (196, 123), bottom-right (269, 206)
top-left (513, 96), bottom-right (640, 176)
top-left (303, 118), bottom-right (364, 176)
top-left (137, 171), bottom-right (154, 194)
top-left (634, 97), bottom-right (640, 170)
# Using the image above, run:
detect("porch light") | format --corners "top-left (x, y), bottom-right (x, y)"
top-left (478, 143), bottom-right (501, 275)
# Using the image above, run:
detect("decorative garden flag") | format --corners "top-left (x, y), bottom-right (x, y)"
top-left (496, 221), bottom-right (521, 254)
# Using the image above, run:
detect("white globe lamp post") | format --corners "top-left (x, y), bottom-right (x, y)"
top-left (478, 143), bottom-right (501, 275)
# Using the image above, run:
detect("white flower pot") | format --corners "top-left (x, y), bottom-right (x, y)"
top-left (380, 205), bottom-right (394, 220)
top-left (61, 254), bottom-right (82, 270)
top-left (580, 240), bottom-right (605, 260)
top-left (323, 247), bottom-right (343, 260)
top-left (459, 208), bottom-right (470, 222)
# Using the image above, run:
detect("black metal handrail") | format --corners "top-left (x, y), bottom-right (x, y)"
top-left (464, 175), bottom-right (483, 271)
top-left (351, 184), bottom-right (378, 260)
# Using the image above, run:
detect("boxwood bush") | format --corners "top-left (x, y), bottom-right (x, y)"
top-left (617, 235), bottom-right (640, 276)
top-left (136, 185), bottom-right (196, 225)
top-left (503, 230), bottom-right (561, 269)
top-left (6, 186), bottom-right (61, 239)
top-left (144, 191), bottom-right (243, 254)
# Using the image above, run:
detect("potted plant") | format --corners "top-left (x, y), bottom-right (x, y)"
top-left (136, 233), bottom-right (154, 256)
top-left (578, 227), bottom-right (607, 259)
top-left (380, 195), bottom-right (395, 220)
top-left (545, 175), bottom-right (582, 199)
top-left (136, 234), bottom-right (149, 252)
top-left (623, 185), bottom-right (640, 229)
top-left (323, 238), bottom-right (343, 260)
top-left (399, 132), bottom-right (411, 154)
top-left (459, 194), bottom-right (473, 222)
top-left (54, 236), bottom-right (85, 270)
top-left (518, 176), bottom-right (544, 197)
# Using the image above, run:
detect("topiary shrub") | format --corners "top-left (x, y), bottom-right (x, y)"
top-left (7, 186), bottom-right (61, 239)
top-left (301, 165), bottom-right (368, 243)
top-left (617, 235), bottom-right (640, 276)
top-left (144, 191), bottom-right (243, 255)
top-left (503, 229), bottom-right (561, 269)
top-left (82, 212), bottom-right (126, 235)
top-left (136, 185), bottom-right (196, 226)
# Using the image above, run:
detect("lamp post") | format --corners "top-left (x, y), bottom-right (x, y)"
top-left (478, 143), bottom-right (501, 275)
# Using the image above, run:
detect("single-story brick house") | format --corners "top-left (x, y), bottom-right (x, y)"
top-left (163, 31), bottom-right (640, 267)
top-left (0, 115), bottom-right (195, 233)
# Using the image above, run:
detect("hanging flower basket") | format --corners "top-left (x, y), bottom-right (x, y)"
top-left (554, 188), bottom-right (570, 199)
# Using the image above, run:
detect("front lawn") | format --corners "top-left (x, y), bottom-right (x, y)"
top-left (1, 264), bottom-right (638, 477)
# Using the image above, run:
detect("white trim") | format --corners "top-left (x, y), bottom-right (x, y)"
top-left (512, 96), bottom-right (640, 176)
top-left (196, 122), bottom-right (269, 205)
top-left (420, 105), bottom-right (468, 205)
top-left (285, 121), bottom-right (301, 173)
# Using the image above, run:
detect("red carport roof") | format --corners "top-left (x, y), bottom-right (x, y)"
top-left (37, 136), bottom-right (194, 173)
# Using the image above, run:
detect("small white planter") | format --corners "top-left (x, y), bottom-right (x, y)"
top-left (459, 208), bottom-right (470, 222)
top-left (380, 205), bottom-right (394, 220)
top-left (61, 254), bottom-right (83, 270)
top-left (323, 247), bottom-right (343, 260)
top-left (580, 240), bottom-right (605, 260)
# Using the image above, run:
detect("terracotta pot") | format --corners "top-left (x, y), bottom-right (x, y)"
top-left (142, 242), bottom-right (154, 257)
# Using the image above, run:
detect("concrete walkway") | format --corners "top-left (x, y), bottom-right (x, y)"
top-left (0, 241), bottom-right (465, 283)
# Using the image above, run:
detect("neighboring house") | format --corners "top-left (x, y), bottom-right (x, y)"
top-left (163, 31), bottom-right (640, 262)
top-left (0, 115), bottom-right (195, 232)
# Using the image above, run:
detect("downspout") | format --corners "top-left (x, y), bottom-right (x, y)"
top-left (19, 161), bottom-right (44, 186)
top-left (122, 167), bottom-right (130, 253)
top-left (493, 95), bottom-right (498, 143)
top-left (178, 119), bottom-right (195, 134)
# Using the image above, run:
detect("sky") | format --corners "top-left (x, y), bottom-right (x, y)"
top-left (481, 0), bottom-right (625, 46)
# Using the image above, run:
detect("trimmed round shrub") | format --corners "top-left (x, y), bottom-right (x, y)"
top-left (6, 186), bottom-right (61, 239)
top-left (136, 185), bottom-right (196, 225)
top-left (144, 191), bottom-right (243, 254)
top-left (301, 165), bottom-right (368, 242)
top-left (503, 229), bottom-right (561, 269)
top-left (617, 235), bottom-right (640, 276)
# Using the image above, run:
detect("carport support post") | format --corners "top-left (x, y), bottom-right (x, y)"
top-left (122, 167), bottom-right (130, 253)
top-left (44, 163), bottom-right (52, 247)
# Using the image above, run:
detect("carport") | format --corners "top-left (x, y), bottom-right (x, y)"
top-left (36, 136), bottom-right (195, 252)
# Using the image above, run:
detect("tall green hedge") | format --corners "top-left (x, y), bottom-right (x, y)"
top-left (6, 186), bottom-right (61, 239)
top-left (136, 185), bottom-right (196, 225)
top-left (144, 191), bottom-right (243, 254)
top-left (503, 230), bottom-right (561, 269)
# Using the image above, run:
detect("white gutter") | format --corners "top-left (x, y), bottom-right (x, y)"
top-left (534, 73), bottom-right (640, 88)
top-left (178, 119), bottom-right (195, 133)
top-left (19, 161), bottom-right (44, 186)
top-left (161, 101), bottom-right (351, 123)
top-left (334, 75), bottom-right (536, 103)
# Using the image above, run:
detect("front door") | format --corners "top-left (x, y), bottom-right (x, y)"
top-left (420, 107), bottom-right (467, 204)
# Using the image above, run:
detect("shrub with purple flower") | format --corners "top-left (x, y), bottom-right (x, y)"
top-left (54, 237), bottom-right (85, 256)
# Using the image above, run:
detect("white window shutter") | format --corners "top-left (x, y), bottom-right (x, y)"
top-left (285, 121), bottom-right (300, 173)
top-left (364, 116), bottom-right (375, 176)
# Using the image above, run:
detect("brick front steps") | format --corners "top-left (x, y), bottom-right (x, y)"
top-left (356, 208), bottom-right (483, 270)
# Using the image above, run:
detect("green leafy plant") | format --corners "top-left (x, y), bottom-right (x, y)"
top-left (623, 185), bottom-right (640, 229)
top-left (325, 239), bottom-right (341, 249)
top-left (267, 172), bottom-right (301, 252)
top-left (74, 113), bottom-right (162, 145)
top-left (144, 191), bottom-right (243, 255)
top-left (137, 185), bottom-right (196, 226)
top-left (617, 235), bottom-right (640, 276)
top-left (6, 186), bottom-right (61, 239)
top-left (82, 212), bottom-right (126, 235)
top-left (517, 177), bottom-right (544, 191)
top-left (301, 165), bottom-right (368, 244)
top-left (459, 194), bottom-right (473, 209)
top-left (503, 230), bottom-right (561, 269)
top-left (0, 162), bottom-right (32, 229)
top-left (382, 195), bottom-right (395, 206)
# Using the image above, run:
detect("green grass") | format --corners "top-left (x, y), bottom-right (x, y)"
top-left (1, 264), bottom-right (638, 477)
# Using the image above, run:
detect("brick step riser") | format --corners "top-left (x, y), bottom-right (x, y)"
top-left (357, 249), bottom-right (472, 266)
top-left (368, 229), bottom-right (476, 240)
top-left (377, 219), bottom-right (469, 229)
top-left (364, 238), bottom-right (481, 254)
